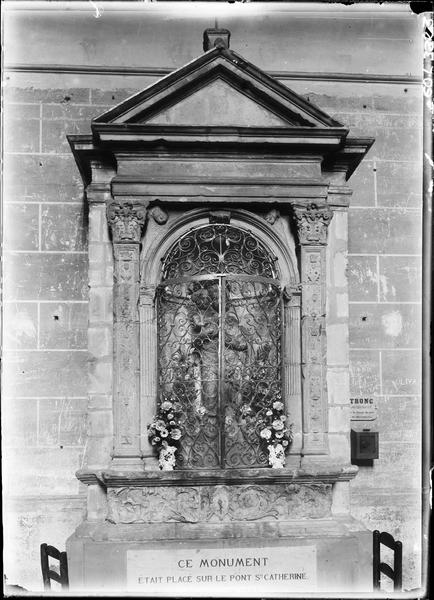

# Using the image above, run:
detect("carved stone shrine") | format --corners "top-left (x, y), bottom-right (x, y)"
top-left (67, 31), bottom-right (374, 595)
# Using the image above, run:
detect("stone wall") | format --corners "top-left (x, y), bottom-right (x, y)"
top-left (2, 5), bottom-right (423, 592)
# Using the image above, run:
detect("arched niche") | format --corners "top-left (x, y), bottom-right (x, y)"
top-left (139, 208), bottom-right (302, 468)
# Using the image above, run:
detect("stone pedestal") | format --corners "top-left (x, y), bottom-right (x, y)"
top-left (67, 468), bottom-right (372, 595)
top-left (67, 515), bottom-right (371, 595)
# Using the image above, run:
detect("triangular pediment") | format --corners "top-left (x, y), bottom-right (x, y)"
top-left (93, 46), bottom-right (345, 131)
top-left (145, 78), bottom-right (290, 127)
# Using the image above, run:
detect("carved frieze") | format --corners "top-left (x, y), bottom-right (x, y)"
top-left (107, 201), bottom-right (147, 243)
top-left (292, 203), bottom-right (332, 245)
top-left (106, 483), bottom-right (332, 524)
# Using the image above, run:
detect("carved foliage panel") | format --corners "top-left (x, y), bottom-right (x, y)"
top-left (106, 483), bottom-right (332, 524)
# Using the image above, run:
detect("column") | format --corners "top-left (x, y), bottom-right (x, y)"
top-left (292, 202), bottom-right (333, 455)
top-left (107, 200), bottom-right (147, 470)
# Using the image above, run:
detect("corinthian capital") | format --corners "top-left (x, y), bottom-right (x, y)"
top-left (107, 202), bottom-right (147, 243)
top-left (292, 203), bottom-right (333, 245)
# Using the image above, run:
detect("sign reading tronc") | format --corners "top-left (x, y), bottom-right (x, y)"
top-left (127, 545), bottom-right (317, 595)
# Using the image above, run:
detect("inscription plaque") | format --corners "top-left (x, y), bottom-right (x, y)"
top-left (127, 545), bottom-right (317, 595)
top-left (350, 397), bottom-right (378, 421)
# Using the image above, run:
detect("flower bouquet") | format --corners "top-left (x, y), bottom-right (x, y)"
top-left (257, 400), bottom-right (292, 468)
top-left (148, 399), bottom-right (183, 470)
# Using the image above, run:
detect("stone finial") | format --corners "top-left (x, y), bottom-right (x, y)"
top-left (292, 203), bottom-right (333, 245)
top-left (107, 201), bottom-right (147, 243)
top-left (203, 28), bottom-right (231, 52)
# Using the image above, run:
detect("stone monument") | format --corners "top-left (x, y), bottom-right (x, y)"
top-left (67, 30), bottom-right (374, 595)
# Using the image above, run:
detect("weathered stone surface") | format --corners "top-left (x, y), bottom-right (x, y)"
top-left (349, 350), bottom-right (380, 396)
top-left (39, 302), bottom-right (87, 349)
top-left (375, 396), bottom-right (421, 443)
top-left (348, 208), bottom-right (422, 255)
top-left (38, 398), bottom-right (88, 446)
top-left (3, 302), bottom-right (38, 349)
top-left (107, 483), bottom-right (332, 524)
top-left (4, 114), bottom-right (40, 153)
top-left (3, 398), bottom-right (38, 447)
top-left (348, 256), bottom-right (378, 302)
top-left (349, 304), bottom-right (421, 349)
top-left (348, 160), bottom-right (375, 207)
top-left (88, 410), bottom-right (113, 437)
top-left (88, 326), bottom-right (111, 357)
top-left (90, 88), bottom-right (136, 105)
top-left (327, 434), bottom-right (350, 462)
top-left (41, 204), bottom-right (87, 251)
top-left (328, 406), bottom-right (350, 433)
top-left (89, 287), bottom-right (113, 323)
top-left (379, 256), bottom-right (422, 302)
top-left (3, 203), bottom-right (39, 251)
top-left (3, 154), bottom-right (83, 203)
top-left (3, 350), bottom-right (88, 397)
top-left (381, 350), bottom-right (421, 396)
top-left (3, 86), bottom-right (91, 104)
top-left (376, 161), bottom-right (422, 208)
top-left (351, 441), bottom-right (421, 492)
top-left (4, 253), bottom-right (88, 300)
top-left (5, 447), bottom-right (84, 495)
top-left (3, 495), bottom-right (85, 592)
top-left (88, 359), bottom-right (113, 394)
top-left (327, 369), bottom-right (350, 406)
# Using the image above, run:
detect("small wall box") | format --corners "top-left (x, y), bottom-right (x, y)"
top-left (351, 429), bottom-right (379, 460)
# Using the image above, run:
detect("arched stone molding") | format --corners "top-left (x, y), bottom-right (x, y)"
top-left (139, 207), bottom-right (302, 467)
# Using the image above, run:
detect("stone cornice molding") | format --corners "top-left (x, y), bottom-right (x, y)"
top-left (292, 202), bottom-right (333, 246)
top-left (107, 201), bottom-right (148, 243)
top-left (75, 465), bottom-right (358, 489)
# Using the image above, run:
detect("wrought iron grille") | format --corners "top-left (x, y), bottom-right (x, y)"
top-left (158, 225), bottom-right (282, 469)
top-left (162, 224), bottom-right (277, 279)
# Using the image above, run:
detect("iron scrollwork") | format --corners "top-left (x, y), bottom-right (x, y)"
top-left (157, 225), bottom-right (284, 469)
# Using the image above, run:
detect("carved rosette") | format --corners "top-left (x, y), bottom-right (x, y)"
top-left (106, 483), bottom-right (332, 524)
top-left (107, 201), bottom-right (147, 243)
top-left (292, 203), bottom-right (333, 455)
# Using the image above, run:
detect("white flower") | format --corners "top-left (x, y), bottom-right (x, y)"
top-left (155, 419), bottom-right (166, 431)
top-left (275, 431), bottom-right (284, 439)
top-left (282, 440), bottom-right (289, 447)
top-left (273, 401), bottom-right (284, 411)
top-left (272, 419), bottom-right (284, 431)
top-left (266, 410), bottom-right (273, 416)
top-left (160, 401), bottom-right (173, 411)
top-left (197, 406), bottom-right (206, 417)
top-left (280, 415), bottom-right (286, 422)
top-left (160, 428), bottom-right (169, 438)
top-left (167, 413), bottom-right (174, 420)
top-left (260, 428), bottom-right (272, 440)
top-left (170, 428), bottom-right (181, 440)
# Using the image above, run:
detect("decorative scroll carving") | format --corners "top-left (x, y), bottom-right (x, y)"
top-left (107, 201), bottom-right (147, 243)
top-left (106, 483), bottom-right (332, 524)
top-left (292, 203), bottom-right (332, 245)
top-left (149, 205), bottom-right (169, 225)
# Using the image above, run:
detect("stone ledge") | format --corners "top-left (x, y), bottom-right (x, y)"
top-left (76, 464), bottom-right (358, 488)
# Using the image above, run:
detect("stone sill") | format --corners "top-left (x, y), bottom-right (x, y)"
top-left (77, 464), bottom-right (357, 488)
